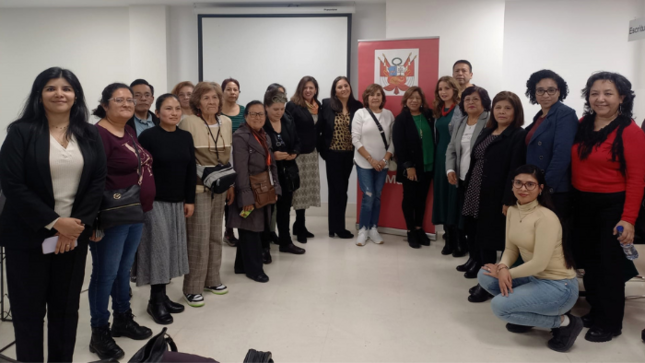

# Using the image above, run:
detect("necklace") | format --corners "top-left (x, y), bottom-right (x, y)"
top-left (52, 125), bottom-right (68, 131)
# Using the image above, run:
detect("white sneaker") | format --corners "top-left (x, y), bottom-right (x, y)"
top-left (368, 226), bottom-right (384, 244)
top-left (356, 227), bottom-right (368, 246)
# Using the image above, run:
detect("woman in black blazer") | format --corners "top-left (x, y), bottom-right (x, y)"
top-left (462, 91), bottom-right (527, 303)
top-left (317, 76), bottom-right (363, 238)
top-left (0, 67), bottom-right (106, 363)
top-left (392, 86), bottom-right (435, 249)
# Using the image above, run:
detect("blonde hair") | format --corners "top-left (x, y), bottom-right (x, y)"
top-left (432, 76), bottom-right (461, 118)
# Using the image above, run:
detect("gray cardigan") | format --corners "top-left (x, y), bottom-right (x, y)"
top-left (227, 126), bottom-right (282, 232)
top-left (445, 110), bottom-right (489, 183)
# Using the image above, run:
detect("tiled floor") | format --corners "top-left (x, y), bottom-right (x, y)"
top-left (1, 216), bottom-right (644, 362)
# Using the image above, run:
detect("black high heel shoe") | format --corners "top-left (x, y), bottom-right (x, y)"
top-left (329, 230), bottom-right (354, 239)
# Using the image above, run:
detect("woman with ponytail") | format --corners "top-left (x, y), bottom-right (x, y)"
top-left (571, 72), bottom-right (645, 343)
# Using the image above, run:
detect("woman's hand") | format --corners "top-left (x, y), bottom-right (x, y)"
top-left (406, 168), bottom-right (417, 181)
top-left (498, 267), bottom-right (513, 297)
top-left (184, 203), bottom-right (195, 218)
top-left (226, 187), bottom-right (235, 206)
top-left (502, 205), bottom-right (509, 216)
top-left (286, 154), bottom-right (297, 160)
top-left (54, 218), bottom-right (85, 239)
top-left (54, 233), bottom-right (76, 254)
top-left (274, 151), bottom-right (289, 161)
top-left (369, 158), bottom-right (382, 171)
top-left (243, 204), bottom-right (254, 212)
top-left (378, 160), bottom-right (387, 170)
top-left (614, 220), bottom-right (635, 245)
top-left (90, 230), bottom-right (103, 242)
top-left (447, 171), bottom-right (458, 185)
top-left (482, 263), bottom-right (499, 278)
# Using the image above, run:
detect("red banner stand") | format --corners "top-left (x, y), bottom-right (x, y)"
top-left (356, 37), bottom-right (440, 236)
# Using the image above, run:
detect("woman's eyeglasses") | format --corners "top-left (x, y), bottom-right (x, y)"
top-left (248, 112), bottom-right (265, 118)
top-left (109, 97), bottom-right (136, 105)
top-left (513, 180), bottom-right (538, 191)
top-left (536, 88), bottom-right (558, 96)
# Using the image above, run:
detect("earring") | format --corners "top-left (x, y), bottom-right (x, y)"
top-left (539, 192), bottom-right (542, 196)
top-left (618, 104), bottom-right (623, 115)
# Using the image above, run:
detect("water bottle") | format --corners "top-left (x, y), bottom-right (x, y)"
top-left (617, 226), bottom-right (639, 260)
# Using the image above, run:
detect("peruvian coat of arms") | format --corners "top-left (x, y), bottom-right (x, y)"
top-left (375, 49), bottom-right (419, 95)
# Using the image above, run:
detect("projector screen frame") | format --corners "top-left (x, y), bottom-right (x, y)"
top-left (197, 13), bottom-right (352, 82)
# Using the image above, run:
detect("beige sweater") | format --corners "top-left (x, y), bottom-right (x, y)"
top-left (500, 200), bottom-right (576, 280)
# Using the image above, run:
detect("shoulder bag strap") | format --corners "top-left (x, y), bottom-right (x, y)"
top-left (366, 109), bottom-right (389, 150)
top-left (125, 130), bottom-right (142, 185)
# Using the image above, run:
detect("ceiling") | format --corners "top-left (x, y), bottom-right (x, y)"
top-left (0, 0), bottom-right (386, 8)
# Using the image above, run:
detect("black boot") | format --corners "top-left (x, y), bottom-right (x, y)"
top-left (416, 229), bottom-right (430, 246)
top-left (584, 326), bottom-right (621, 343)
top-left (269, 232), bottom-right (280, 245)
top-left (163, 296), bottom-right (185, 314)
top-left (407, 231), bottom-right (421, 249)
top-left (452, 229), bottom-right (468, 258)
top-left (90, 324), bottom-right (125, 361)
top-left (441, 227), bottom-right (453, 255)
top-left (147, 293), bottom-right (173, 325)
top-left (294, 210), bottom-right (315, 238)
top-left (464, 260), bottom-right (482, 278)
top-left (467, 284), bottom-right (492, 302)
top-left (263, 247), bottom-right (272, 264)
top-left (456, 256), bottom-right (475, 272)
top-left (581, 312), bottom-right (595, 328)
top-left (111, 309), bottom-right (153, 340)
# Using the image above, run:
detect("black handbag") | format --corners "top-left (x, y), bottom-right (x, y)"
top-left (198, 117), bottom-right (237, 194)
top-left (281, 162), bottom-right (300, 193)
top-left (98, 130), bottom-right (145, 230)
top-left (129, 327), bottom-right (177, 363)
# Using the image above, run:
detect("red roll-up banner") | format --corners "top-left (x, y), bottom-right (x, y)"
top-left (356, 37), bottom-right (440, 234)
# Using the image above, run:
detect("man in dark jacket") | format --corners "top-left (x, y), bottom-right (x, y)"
top-left (127, 79), bottom-right (159, 136)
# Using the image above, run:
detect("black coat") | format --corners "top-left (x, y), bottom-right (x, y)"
top-left (264, 113), bottom-right (301, 193)
top-left (0, 122), bottom-right (107, 249)
top-left (316, 98), bottom-right (363, 159)
top-left (126, 110), bottom-right (160, 133)
top-left (392, 108), bottom-right (435, 183)
top-left (464, 126), bottom-right (527, 250)
top-left (286, 100), bottom-right (320, 154)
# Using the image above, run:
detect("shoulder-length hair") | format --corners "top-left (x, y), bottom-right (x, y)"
top-left (291, 76), bottom-right (319, 108)
top-left (362, 84), bottom-right (386, 110)
top-left (400, 86), bottom-right (430, 110)
top-left (487, 91), bottom-right (524, 129)
top-left (432, 76), bottom-right (461, 118)
top-left (458, 86), bottom-right (491, 115)
top-left (171, 81), bottom-right (194, 96)
top-left (329, 76), bottom-right (359, 113)
top-left (189, 81), bottom-right (223, 116)
top-left (8, 67), bottom-right (92, 142)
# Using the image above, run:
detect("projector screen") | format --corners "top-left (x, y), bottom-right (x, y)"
top-left (199, 14), bottom-right (351, 105)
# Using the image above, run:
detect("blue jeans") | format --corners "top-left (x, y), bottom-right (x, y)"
top-left (477, 269), bottom-right (579, 329)
top-left (88, 223), bottom-right (143, 327)
top-left (356, 166), bottom-right (388, 229)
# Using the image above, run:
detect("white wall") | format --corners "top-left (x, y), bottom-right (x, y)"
top-left (503, 0), bottom-right (644, 120)
top-left (385, 0), bottom-right (506, 97)
top-left (0, 5), bottom-right (169, 138)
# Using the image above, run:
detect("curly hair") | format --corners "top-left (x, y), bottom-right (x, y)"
top-left (432, 76), bottom-right (460, 118)
top-left (525, 69), bottom-right (568, 105)
top-left (581, 71), bottom-right (634, 119)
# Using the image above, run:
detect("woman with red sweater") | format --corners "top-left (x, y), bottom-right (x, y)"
top-left (571, 72), bottom-right (645, 343)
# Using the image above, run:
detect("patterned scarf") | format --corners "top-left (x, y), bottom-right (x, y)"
top-left (244, 123), bottom-right (271, 165)
top-left (306, 100), bottom-right (319, 115)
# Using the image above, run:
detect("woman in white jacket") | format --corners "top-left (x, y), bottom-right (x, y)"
top-left (351, 84), bottom-right (395, 246)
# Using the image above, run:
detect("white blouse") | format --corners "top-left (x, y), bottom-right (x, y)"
top-left (351, 108), bottom-right (395, 169)
top-left (46, 134), bottom-right (84, 229)
top-left (459, 123), bottom-right (476, 181)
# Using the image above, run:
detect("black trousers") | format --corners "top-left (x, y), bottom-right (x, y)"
top-left (235, 229), bottom-right (265, 278)
top-left (5, 241), bottom-right (89, 363)
top-left (400, 171), bottom-right (432, 231)
top-left (325, 151), bottom-right (354, 233)
top-left (276, 189), bottom-right (294, 245)
top-left (572, 190), bottom-right (626, 332)
top-left (463, 216), bottom-right (497, 265)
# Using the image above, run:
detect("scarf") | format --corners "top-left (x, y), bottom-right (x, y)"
top-left (305, 100), bottom-right (319, 115)
top-left (441, 104), bottom-right (456, 117)
top-left (244, 123), bottom-right (271, 165)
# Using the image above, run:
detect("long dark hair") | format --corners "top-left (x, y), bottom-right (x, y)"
top-left (329, 76), bottom-right (359, 113)
top-left (8, 67), bottom-right (92, 141)
top-left (510, 164), bottom-right (575, 269)
top-left (574, 72), bottom-right (635, 176)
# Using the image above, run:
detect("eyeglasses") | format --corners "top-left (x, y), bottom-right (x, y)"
top-left (513, 180), bottom-right (538, 191)
top-left (248, 112), bottom-right (265, 118)
top-left (275, 134), bottom-right (284, 147)
top-left (536, 88), bottom-right (558, 96)
top-left (134, 93), bottom-right (153, 99)
top-left (109, 97), bottom-right (136, 105)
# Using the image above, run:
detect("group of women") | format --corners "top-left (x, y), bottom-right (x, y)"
top-left (0, 64), bottom-right (643, 362)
